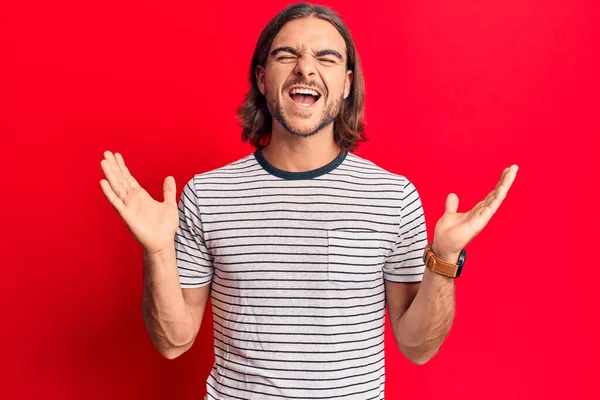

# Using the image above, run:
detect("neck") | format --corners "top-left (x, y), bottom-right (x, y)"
top-left (260, 122), bottom-right (342, 173)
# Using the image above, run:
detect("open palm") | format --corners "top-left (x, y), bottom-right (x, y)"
top-left (432, 165), bottom-right (519, 260)
top-left (99, 151), bottom-right (179, 255)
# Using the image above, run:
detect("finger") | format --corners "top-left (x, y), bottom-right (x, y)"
top-left (466, 202), bottom-right (491, 232)
top-left (100, 179), bottom-right (125, 215)
top-left (479, 182), bottom-right (508, 220)
top-left (114, 152), bottom-right (141, 190)
top-left (445, 193), bottom-right (459, 214)
top-left (109, 152), bottom-right (132, 192)
top-left (480, 181), bottom-right (501, 209)
top-left (469, 165), bottom-right (518, 226)
top-left (112, 152), bottom-right (131, 192)
top-left (483, 165), bottom-right (518, 208)
top-left (490, 166), bottom-right (510, 194)
top-left (500, 165), bottom-right (518, 192)
top-left (102, 151), bottom-right (129, 196)
top-left (100, 155), bottom-right (127, 199)
top-left (163, 176), bottom-right (177, 205)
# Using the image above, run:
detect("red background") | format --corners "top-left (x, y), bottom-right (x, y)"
top-left (2, 0), bottom-right (598, 399)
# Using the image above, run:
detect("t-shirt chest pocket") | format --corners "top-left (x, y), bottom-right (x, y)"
top-left (327, 229), bottom-right (385, 287)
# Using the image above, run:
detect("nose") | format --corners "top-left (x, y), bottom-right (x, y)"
top-left (293, 54), bottom-right (317, 79)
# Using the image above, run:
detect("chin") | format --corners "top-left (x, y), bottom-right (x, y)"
top-left (283, 113), bottom-right (322, 134)
top-left (267, 93), bottom-right (334, 138)
top-left (289, 126), bottom-right (321, 137)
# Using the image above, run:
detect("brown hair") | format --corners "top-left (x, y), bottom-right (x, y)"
top-left (237, 2), bottom-right (368, 152)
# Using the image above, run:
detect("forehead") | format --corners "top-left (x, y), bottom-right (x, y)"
top-left (270, 17), bottom-right (346, 56)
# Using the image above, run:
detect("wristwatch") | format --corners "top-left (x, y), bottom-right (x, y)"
top-left (423, 243), bottom-right (467, 278)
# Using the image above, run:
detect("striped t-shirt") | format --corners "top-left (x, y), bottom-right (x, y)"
top-left (175, 149), bottom-right (428, 400)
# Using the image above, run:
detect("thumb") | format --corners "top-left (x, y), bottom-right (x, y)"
top-left (445, 193), bottom-right (459, 214)
top-left (163, 176), bottom-right (176, 205)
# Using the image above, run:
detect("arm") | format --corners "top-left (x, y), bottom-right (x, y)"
top-left (142, 246), bottom-right (211, 360)
top-left (99, 151), bottom-right (213, 360)
top-left (387, 165), bottom-right (519, 365)
top-left (386, 248), bottom-right (457, 365)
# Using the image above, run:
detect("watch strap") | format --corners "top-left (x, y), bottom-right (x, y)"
top-left (423, 243), bottom-right (459, 278)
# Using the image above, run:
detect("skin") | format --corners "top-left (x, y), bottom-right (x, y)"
top-left (254, 17), bottom-right (522, 365)
top-left (99, 15), bottom-right (520, 364)
top-left (388, 165), bottom-right (519, 364)
top-left (100, 152), bottom-right (202, 359)
top-left (255, 17), bottom-right (353, 173)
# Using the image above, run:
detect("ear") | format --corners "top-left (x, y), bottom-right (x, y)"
top-left (343, 69), bottom-right (353, 99)
top-left (256, 65), bottom-right (266, 96)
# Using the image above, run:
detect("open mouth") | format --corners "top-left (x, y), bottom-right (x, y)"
top-left (287, 86), bottom-right (322, 107)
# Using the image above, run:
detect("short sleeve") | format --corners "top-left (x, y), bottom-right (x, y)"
top-left (383, 180), bottom-right (429, 283)
top-left (175, 178), bottom-right (214, 288)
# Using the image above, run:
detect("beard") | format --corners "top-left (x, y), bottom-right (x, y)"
top-left (265, 84), bottom-right (344, 138)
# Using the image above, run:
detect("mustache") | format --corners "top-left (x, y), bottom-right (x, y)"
top-left (282, 79), bottom-right (326, 96)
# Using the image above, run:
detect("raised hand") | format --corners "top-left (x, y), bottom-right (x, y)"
top-left (431, 165), bottom-right (519, 262)
top-left (99, 151), bottom-right (179, 255)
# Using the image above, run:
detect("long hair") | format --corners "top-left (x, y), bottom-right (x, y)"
top-left (237, 2), bottom-right (368, 152)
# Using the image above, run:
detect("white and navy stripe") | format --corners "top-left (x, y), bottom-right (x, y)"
top-left (175, 149), bottom-right (428, 399)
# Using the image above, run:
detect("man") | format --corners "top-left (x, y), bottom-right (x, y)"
top-left (100, 3), bottom-right (518, 399)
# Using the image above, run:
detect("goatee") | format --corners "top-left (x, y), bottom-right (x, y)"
top-left (266, 88), bottom-right (343, 138)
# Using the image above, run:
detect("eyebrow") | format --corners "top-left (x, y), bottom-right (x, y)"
top-left (270, 46), bottom-right (344, 61)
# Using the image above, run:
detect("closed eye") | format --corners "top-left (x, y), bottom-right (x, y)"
top-left (277, 56), bottom-right (298, 62)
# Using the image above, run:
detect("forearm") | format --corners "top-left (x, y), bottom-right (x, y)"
top-left (142, 245), bottom-right (194, 358)
top-left (395, 267), bottom-right (456, 365)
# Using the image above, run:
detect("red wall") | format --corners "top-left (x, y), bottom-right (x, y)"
top-left (2, 0), bottom-right (598, 399)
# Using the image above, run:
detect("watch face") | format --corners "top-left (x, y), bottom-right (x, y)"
top-left (457, 249), bottom-right (466, 267)
top-left (456, 250), bottom-right (466, 277)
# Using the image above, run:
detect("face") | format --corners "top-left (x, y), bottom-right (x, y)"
top-left (256, 17), bottom-right (353, 138)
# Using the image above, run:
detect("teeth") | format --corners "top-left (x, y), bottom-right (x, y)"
top-left (290, 87), bottom-right (319, 96)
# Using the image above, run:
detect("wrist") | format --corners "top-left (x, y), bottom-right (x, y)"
top-left (143, 245), bottom-right (176, 263)
top-left (431, 242), bottom-right (461, 264)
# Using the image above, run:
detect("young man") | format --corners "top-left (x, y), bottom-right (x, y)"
top-left (100, 3), bottom-right (518, 399)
